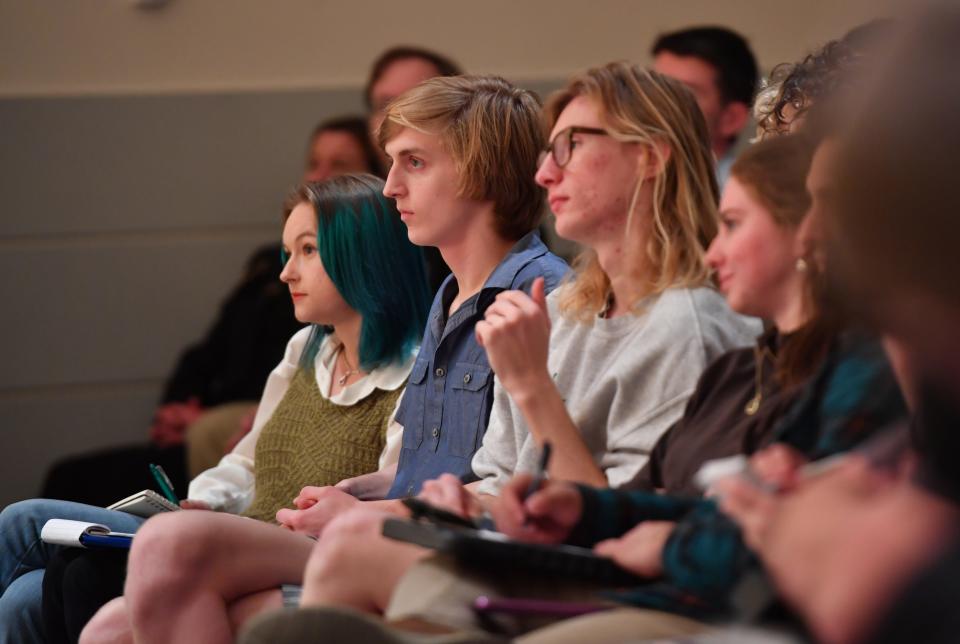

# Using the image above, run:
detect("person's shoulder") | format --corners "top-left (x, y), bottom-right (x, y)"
top-left (647, 286), bottom-right (760, 340)
top-left (656, 285), bottom-right (725, 311)
top-left (510, 249), bottom-right (569, 294)
top-left (641, 286), bottom-right (713, 323)
top-left (678, 286), bottom-right (759, 329)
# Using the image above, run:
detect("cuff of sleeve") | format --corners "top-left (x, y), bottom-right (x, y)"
top-left (661, 500), bottom-right (751, 600)
top-left (565, 484), bottom-right (621, 548)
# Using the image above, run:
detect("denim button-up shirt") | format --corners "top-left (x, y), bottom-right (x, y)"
top-left (387, 232), bottom-right (568, 499)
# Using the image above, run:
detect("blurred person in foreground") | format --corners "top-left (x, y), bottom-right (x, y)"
top-left (718, 8), bottom-right (960, 643)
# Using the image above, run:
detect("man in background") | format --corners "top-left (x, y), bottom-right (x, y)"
top-left (652, 26), bottom-right (758, 187)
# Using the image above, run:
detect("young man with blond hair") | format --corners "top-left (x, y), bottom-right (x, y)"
top-left (80, 75), bottom-right (567, 643)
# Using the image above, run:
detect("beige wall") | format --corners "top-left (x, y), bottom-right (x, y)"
top-left (0, 1), bottom-right (894, 505)
top-left (0, 0), bottom-right (893, 97)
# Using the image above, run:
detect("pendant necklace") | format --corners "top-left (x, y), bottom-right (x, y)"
top-left (337, 345), bottom-right (359, 386)
top-left (744, 344), bottom-right (775, 416)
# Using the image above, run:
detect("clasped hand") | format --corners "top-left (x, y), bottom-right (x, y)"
top-left (275, 485), bottom-right (359, 538)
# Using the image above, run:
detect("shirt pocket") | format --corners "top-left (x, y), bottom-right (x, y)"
top-left (448, 362), bottom-right (493, 457)
top-left (398, 358), bottom-right (430, 450)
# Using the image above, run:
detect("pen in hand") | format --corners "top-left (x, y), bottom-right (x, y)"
top-left (149, 463), bottom-right (180, 505)
top-left (522, 442), bottom-right (552, 525)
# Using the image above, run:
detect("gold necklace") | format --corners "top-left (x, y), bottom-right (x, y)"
top-left (337, 345), bottom-right (359, 387)
top-left (744, 344), bottom-right (775, 416)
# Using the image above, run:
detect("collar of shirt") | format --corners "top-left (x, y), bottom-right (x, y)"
top-left (314, 332), bottom-right (415, 406)
top-left (429, 231), bottom-right (552, 340)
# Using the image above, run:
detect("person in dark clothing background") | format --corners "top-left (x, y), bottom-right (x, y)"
top-left (40, 115), bottom-right (381, 507)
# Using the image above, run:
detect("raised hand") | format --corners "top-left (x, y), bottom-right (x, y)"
top-left (475, 277), bottom-right (552, 399)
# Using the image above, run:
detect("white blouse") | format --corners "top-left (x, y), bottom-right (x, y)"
top-left (187, 326), bottom-right (411, 513)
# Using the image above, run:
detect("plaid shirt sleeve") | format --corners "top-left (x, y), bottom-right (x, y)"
top-left (660, 332), bottom-right (908, 600)
top-left (566, 485), bottom-right (700, 548)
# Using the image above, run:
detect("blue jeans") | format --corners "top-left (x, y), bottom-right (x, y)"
top-left (0, 499), bottom-right (146, 644)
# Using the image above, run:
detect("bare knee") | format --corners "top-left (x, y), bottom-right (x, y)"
top-left (124, 512), bottom-right (222, 622)
top-left (80, 597), bottom-right (132, 644)
top-left (306, 508), bottom-right (386, 579)
top-left (300, 508), bottom-right (393, 607)
top-left (127, 512), bottom-right (222, 588)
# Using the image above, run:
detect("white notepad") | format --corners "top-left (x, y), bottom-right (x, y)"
top-left (40, 519), bottom-right (135, 548)
top-left (106, 489), bottom-right (180, 518)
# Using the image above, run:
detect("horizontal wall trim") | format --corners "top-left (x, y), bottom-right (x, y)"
top-left (0, 75), bottom-right (569, 101)
top-left (0, 378), bottom-right (163, 402)
top-left (0, 223), bottom-right (279, 250)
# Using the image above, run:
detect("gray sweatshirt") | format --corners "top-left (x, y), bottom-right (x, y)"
top-left (472, 286), bottom-right (761, 495)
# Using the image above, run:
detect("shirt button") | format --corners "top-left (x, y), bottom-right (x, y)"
top-left (432, 427), bottom-right (440, 437)
top-left (435, 367), bottom-right (445, 378)
top-left (463, 373), bottom-right (472, 384)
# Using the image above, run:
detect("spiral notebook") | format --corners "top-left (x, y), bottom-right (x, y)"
top-left (106, 489), bottom-right (180, 518)
top-left (40, 519), bottom-right (134, 549)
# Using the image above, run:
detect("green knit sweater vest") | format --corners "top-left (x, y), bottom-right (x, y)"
top-left (242, 367), bottom-right (404, 523)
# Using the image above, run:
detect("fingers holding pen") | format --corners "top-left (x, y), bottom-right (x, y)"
top-left (494, 475), bottom-right (581, 544)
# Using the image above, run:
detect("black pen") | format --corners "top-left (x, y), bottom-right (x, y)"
top-left (523, 441), bottom-right (551, 526)
top-left (522, 442), bottom-right (552, 526)
top-left (524, 442), bottom-right (552, 500)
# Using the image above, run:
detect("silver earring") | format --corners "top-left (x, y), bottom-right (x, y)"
top-left (795, 257), bottom-right (809, 273)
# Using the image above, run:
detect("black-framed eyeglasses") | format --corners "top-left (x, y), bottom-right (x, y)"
top-left (538, 126), bottom-right (609, 168)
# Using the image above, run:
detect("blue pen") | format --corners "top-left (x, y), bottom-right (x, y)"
top-left (149, 463), bottom-right (180, 505)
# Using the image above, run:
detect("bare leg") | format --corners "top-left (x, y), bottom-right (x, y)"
top-left (124, 511), bottom-right (314, 644)
top-left (228, 588), bottom-right (283, 632)
top-left (300, 508), bottom-right (429, 613)
top-left (81, 588), bottom-right (283, 644)
top-left (79, 597), bottom-right (132, 644)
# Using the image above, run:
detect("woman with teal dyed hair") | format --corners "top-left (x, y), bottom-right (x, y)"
top-left (289, 173), bottom-right (430, 375)
top-left (19, 174), bottom-right (431, 642)
top-left (186, 172), bottom-right (432, 521)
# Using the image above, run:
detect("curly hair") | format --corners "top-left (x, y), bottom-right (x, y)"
top-left (755, 20), bottom-right (893, 137)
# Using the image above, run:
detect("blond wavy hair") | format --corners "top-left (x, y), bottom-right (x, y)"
top-left (378, 75), bottom-right (545, 240)
top-left (544, 62), bottom-right (719, 321)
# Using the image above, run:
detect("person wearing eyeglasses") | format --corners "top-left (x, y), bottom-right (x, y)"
top-left (465, 62), bottom-right (758, 494)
